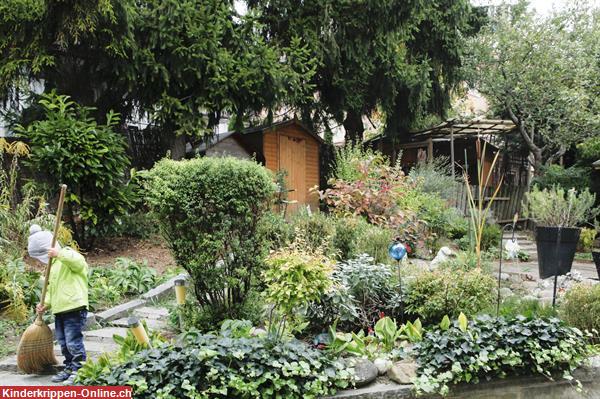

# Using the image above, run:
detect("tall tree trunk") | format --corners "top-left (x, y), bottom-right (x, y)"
top-left (506, 106), bottom-right (543, 177)
top-left (343, 110), bottom-right (364, 144)
top-left (170, 134), bottom-right (187, 160)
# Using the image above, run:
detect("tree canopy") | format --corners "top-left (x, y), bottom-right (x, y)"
top-left (248, 0), bottom-right (480, 143)
top-left (465, 1), bottom-right (600, 171)
top-left (0, 0), bottom-right (314, 159)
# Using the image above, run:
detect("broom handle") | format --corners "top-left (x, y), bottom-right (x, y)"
top-left (37, 184), bottom-right (67, 319)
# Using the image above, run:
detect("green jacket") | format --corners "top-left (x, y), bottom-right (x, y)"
top-left (44, 247), bottom-right (89, 315)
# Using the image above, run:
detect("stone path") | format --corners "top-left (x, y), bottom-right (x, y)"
top-left (0, 305), bottom-right (170, 385)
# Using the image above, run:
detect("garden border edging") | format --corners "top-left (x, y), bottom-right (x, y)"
top-left (326, 356), bottom-right (600, 399)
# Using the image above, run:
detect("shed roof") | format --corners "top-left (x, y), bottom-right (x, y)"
top-left (198, 119), bottom-right (324, 154)
top-left (411, 118), bottom-right (517, 140)
top-left (367, 118), bottom-right (517, 144)
top-left (240, 119), bottom-right (325, 144)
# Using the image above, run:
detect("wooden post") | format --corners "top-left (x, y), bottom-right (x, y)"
top-left (427, 138), bottom-right (433, 162)
top-left (450, 127), bottom-right (455, 179)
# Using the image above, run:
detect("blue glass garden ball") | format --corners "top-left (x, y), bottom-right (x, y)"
top-left (388, 242), bottom-right (407, 261)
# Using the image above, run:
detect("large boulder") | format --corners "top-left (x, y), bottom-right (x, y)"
top-left (387, 360), bottom-right (418, 385)
top-left (352, 359), bottom-right (378, 387)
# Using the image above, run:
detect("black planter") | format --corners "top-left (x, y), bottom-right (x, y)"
top-left (535, 226), bottom-right (581, 279)
top-left (593, 251), bottom-right (600, 280)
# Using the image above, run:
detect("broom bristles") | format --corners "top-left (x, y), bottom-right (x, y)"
top-left (17, 320), bottom-right (57, 374)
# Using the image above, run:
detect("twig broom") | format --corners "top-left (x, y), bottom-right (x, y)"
top-left (17, 184), bottom-right (67, 374)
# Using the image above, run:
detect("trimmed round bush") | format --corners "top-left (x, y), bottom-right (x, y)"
top-left (561, 283), bottom-right (600, 343)
top-left (143, 157), bottom-right (275, 327)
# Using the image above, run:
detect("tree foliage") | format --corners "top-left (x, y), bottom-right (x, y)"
top-left (0, 0), bottom-right (314, 159)
top-left (248, 0), bottom-right (479, 142)
top-left (16, 92), bottom-right (134, 248)
top-left (466, 1), bottom-right (600, 170)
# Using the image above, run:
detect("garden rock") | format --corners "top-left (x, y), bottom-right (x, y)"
top-left (387, 360), bottom-right (417, 384)
top-left (373, 358), bottom-right (392, 375)
top-left (351, 359), bottom-right (378, 387)
top-left (500, 273), bottom-right (510, 281)
top-left (430, 247), bottom-right (453, 270)
top-left (499, 287), bottom-right (514, 297)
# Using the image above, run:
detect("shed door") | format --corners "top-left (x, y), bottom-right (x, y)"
top-left (279, 134), bottom-right (306, 212)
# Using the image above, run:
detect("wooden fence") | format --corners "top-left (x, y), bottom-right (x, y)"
top-left (453, 184), bottom-right (529, 224)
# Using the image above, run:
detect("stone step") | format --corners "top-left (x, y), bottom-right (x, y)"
top-left (83, 327), bottom-right (127, 343)
top-left (53, 340), bottom-right (118, 357)
top-left (0, 371), bottom-right (59, 386)
top-left (110, 317), bottom-right (167, 331)
top-left (133, 306), bottom-right (170, 320)
top-left (0, 344), bottom-right (111, 374)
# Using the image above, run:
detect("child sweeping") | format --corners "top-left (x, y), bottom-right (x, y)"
top-left (28, 224), bottom-right (89, 385)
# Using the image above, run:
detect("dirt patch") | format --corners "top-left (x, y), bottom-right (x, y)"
top-left (85, 236), bottom-right (176, 275)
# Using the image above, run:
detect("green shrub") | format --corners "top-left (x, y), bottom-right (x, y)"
top-left (524, 185), bottom-right (597, 227)
top-left (489, 297), bottom-right (557, 320)
top-left (310, 255), bottom-right (402, 331)
top-left (259, 212), bottom-right (293, 250)
top-left (172, 291), bottom-right (266, 332)
top-left (457, 222), bottom-right (500, 252)
top-left (143, 157), bottom-right (275, 329)
top-left (405, 269), bottom-right (495, 324)
top-left (110, 211), bottom-right (159, 239)
top-left (17, 93), bottom-right (136, 248)
top-left (578, 227), bottom-right (597, 252)
top-left (561, 284), bottom-right (600, 343)
top-left (408, 158), bottom-right (460, 202)
top-left (354, 223), bottom-right (395, 264)
top-left (444, 209), bottom-right (469, 239)
top-left (289, 211), bottom-right (335, 254)
top-left (532, 164), bottom-right (591, 192)
top-left (414, 315), bottom-right (591, 395)
top-left (439, 251), bottom-right (493, 272)
top-left (264, 240), bottom-right (334, 330)
top-left (0, 258), bottom-right (41, 321)
top-left (577, 136), bottom-right (600, 164)
top-left (290, 212), bottom-right (393, 262)
top-left (109, 258), bottom-right (157, 296)
top-left (331, 143), bottom-right (386, 182)
top-left (78, 333), bottom-right (352, 398)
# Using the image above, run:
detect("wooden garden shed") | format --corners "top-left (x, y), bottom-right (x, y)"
top-left (197, 119), bottom-right (323, 211)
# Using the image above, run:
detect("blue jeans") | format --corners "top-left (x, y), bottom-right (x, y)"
top-left (54, 309), bottom-right (87, 372)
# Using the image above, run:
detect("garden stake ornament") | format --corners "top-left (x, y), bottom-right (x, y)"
top-left (17, 184), bottom-right (67, 374)
top-left (496, 213), bottom-right (519, 316)
top-left (128, 317), bottom-right (151, 347)
top-left (174, 278), bottom-right (187, 331)
top-left (388, 239), bottom-right (407, 323)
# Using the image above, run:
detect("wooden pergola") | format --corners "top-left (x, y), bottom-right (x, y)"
top-left (407, 118), bottom-right (517, 178)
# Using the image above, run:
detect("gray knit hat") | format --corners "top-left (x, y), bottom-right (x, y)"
top-left (27, 224), bottom-right (60, 265)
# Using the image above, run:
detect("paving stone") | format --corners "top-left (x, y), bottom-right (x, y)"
top-left (0, 371), bottom-right (59, 386)
top-left (53, 340), bottom-right (118, 356)
top-left (95, 299), bottom-right (146, 323)
top-left (134, 306), bottom-right (169, 320)
top-left (111, 317), bottom-right (167, 331)
top-left (142, 274), bottom-right (188, 301)
top-left (0, 355), bottom-right (65, 373)
top-left (84, 327), bottom-right (127, 343)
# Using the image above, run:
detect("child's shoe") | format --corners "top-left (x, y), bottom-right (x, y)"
top-left (51, 370), bottom-right (71, 383)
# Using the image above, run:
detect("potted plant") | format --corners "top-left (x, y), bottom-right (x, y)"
top-left (524, 186), bottom-right (598, 279)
